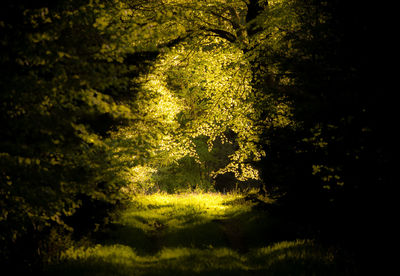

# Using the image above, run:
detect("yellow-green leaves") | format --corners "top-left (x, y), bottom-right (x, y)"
top-left (112, 34), bottom-right (264, 189)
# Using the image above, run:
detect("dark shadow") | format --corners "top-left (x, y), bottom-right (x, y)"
top-left (146, 204), bottom-right (174, 210)
top-left (94, 223), bottom-right (161, 255)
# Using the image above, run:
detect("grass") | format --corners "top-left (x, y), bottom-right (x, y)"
top-left (44, 192), bottom-right (355, 275)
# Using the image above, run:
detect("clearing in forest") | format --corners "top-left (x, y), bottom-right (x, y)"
top-left (45, 193), bottom-right (349, 275)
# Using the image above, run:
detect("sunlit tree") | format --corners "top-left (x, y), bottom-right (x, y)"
top-left (109, 0), bottom-right (297, 193)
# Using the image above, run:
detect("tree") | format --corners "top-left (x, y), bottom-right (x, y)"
top-left (107, 0), bottom-right (294, 194)
top-left (0, 0), bottom-right (164, 269)
top-left (110, 35), bottom-right (265, 192)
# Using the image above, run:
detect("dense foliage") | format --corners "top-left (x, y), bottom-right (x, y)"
top-left (0, 0), bottom-right (148, 270)
top-left (1, 0), bottom-right (388, 272)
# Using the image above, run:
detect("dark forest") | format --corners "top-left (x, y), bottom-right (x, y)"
top-left (0, 0), bottom-right (391, 275)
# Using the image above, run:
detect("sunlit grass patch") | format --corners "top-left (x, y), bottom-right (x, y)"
top-left (49, 244), bottom-right (249, 275)
top-left (48, 240), bottom-right (339, 276)
top-left (250, 239), bottom-right (335, 266)
top-left (121, 192), bottom-right (252, 231)
top-left (132, 191), bottom-right (248, 214)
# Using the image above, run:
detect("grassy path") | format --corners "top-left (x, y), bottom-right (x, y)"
top-left (45, 193), bottom-right (352, 275)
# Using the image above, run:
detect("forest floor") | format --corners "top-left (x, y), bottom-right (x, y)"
top-left (44, 193), bottom-right (355, 275)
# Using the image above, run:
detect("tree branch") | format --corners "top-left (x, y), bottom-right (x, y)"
top-left (199, 27), bottom-right (237, 43)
